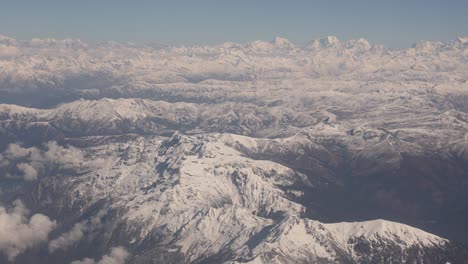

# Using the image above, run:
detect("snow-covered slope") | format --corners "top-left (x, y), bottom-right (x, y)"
top-left (0, 126), bottom-right (465, 263)
top-left (13, 133), bottom-right (453, 263)
top-left (1, 34), bottom-right (468, 263)
top-left (228, 217), bottom-right (448, 264)
top-left (0, 34), bottom-right (467, 107)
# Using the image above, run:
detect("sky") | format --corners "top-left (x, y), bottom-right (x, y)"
top-left (1, 0), bottom-right (467, 48)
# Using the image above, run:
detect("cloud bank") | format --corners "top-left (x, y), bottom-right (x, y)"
top-left (0, 200), bottom-right (56, 260)
top-left (16, 163), bottom-right (38, 181)
top-left (0, 141), bottom-right (87, 181)
top-left (70, 247), bottom-right (129, 264)
top-left (48, 222), bottom-right (86, 253)
top-left (49, 210), bottom-right (107, 253)
top-left (0, 34), bottom-right (467, 109)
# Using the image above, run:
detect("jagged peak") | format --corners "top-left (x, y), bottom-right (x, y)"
top-left (271, 36), bottom-right (295, 48)
top-left (412, 40), bottom-right (443, 50)
top-left (449, 36), bottom-right (468, 48)
top-left (219, 41), bottom-right (242, 49)
top-left (26, 37), bottom-right (87, 48)
top-left (456, 36), bottom-right (468, 44)
top-left (0, 34), bottom-right (12, 40)
top-left (325, 219), bottom-right (447, 247)
top-left (345, 38), bottom-right (372, 50)
top-left (246, 40), bottom-right (273, 50)
top-left (0, 34), bottom-right (17, 45)
top-left (305, 35), bottom-right (341, 49)
top-left (245, 36), bottom-right (295, 51)
top-left (322, 35), bottom-right (340, 44)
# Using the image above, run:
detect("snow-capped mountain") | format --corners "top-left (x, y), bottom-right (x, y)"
top-left (1, 133), bottom-right (461, 263)
top-left (230, 217), bottom-right (449, 264)
top-left (0, 34), bottom-right (467, 107)
top-left (0, 35), bottom-right (468, 263)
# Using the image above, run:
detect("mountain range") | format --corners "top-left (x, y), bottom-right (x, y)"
top-left (0, 35), bottom-right (467, 263)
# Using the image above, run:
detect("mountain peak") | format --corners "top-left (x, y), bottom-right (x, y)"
top-left (412, 40), bottom-right (442, 51)
top-left (246, 37), bottom-right (295, 51)
top-left (247, 40), bottom-right (273, 51)
top-left (325, 219), bottom-right (447, 248)
top-left (322, 35), bottom-right (340, 44)
top-left (306, 35), bottom-right (341, 49)
top-left (456, 36), bottom-right (468, 43)
top-left (345, 38), bottom-right (372, 50)
top-left (0, 34), bottom-right (17, 46)
top-left (271, 36), bottom-right (294, 48)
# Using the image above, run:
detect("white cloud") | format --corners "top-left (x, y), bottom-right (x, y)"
top-left (71, 258), bottom-right (95, 264)
top-left (4, 144), bottom-right (38, 159)
top-left (0, 200), bottom-right (56, 260)
top-left (0, 154), bottom-right (10, 167)
top-left (70, 247), bottom-right (129, 264)
top-left (48, 222), bottom-right (86, 253)
top-left (3, 142), bottom-right (84, 167)
top-left (1, 141), bottom-right (87, 181)
top-left (49, 210), bottom-right (107, 253)
top-left (16, 163), bottom-right (39, 181)
top-left (43, 141), bottom-right (84, 169)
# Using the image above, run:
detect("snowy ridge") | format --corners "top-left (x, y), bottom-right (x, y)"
top-left (56, 133), bottom-right (305, 262)
top-left (1, 34), bottom-right (467, 263)
top-left (1, 93), bottom-right (467, 147)
top-left (227, 216), bottom-right (448, 264)
top-left (24, 132), bottom-right (455, 263)
top-left (0, 35), bottom-right (467, 101)
top-left (326, 219), bottom-right (447, 249)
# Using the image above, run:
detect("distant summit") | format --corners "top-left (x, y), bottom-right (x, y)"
top-left (271, 36), bottom-right (295, 49)
top-left (306, 35), bottom-right (340, 49)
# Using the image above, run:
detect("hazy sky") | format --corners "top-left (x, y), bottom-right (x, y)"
top-left (1, 0), bottom-right (467, 47)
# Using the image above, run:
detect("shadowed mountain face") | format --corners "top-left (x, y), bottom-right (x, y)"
top-left (0, 35), bottom-right (468, 263)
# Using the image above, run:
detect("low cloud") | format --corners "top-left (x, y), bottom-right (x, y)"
top-left (42, 141), bottom-right (84, 169)
top-left (1, 141), bottom-right (88, 181)
top-left (0, 154), bottom-right (10, 167)
top-left (70, 247), bottom-right (129, 264)
top-left (0, 200), bottom-right (56, 260)
top-left (16, 163), bottom-right (39, 181)
top-left (48, 222), bottom-right (86, 253)
top-left (3, 144), bottom-right (38, 159)
top-left (49, 210), bottom-right (107, 253)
